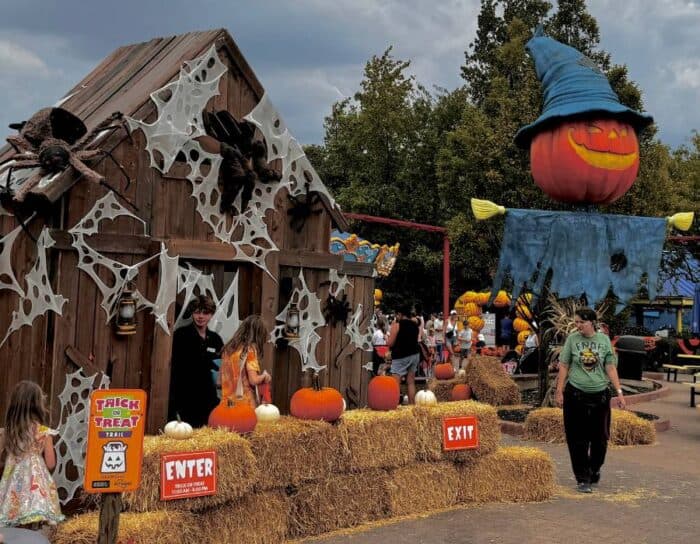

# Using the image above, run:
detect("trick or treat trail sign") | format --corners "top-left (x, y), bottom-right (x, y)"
top-left (84, 389), bottom-right (147, 493)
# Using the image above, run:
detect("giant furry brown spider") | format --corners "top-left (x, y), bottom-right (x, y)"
top-left (201, 110), bottom-right (281, 214)
top-left (287, 181), bottom-right (323, 233)
top-left (2, 108), bottom-right (130, 203)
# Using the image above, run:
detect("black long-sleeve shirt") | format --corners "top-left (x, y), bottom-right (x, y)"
top-left (168, 324), bottom-right (223, 427)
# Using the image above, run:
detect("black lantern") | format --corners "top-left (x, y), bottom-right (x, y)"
top-left (284, 303), bottom-right (300, 338)
top-left (115, 285), bottom-right (137, 336)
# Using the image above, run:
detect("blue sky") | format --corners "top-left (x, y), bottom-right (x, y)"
top-left (1, 0), bottom-right (699, 149)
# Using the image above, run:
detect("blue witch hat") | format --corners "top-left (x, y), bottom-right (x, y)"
top-left (514, 28), bottom-right (653, 148)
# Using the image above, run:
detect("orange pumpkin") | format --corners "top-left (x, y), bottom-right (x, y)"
top-left (493, 290), bottom-right (510, 308)
top-left (463, 291), bottom-right (478, 303)
top-left (476, 292), bottom-right (490, 306)
top-left (290, 374), bottom-right (344, 422)
top-left (513, 318), bottom-right (530, 332)
top-left (463, 302), bottom-right (481, 317)
top-left (367, 375), bottom-right (400, 411)
top-left (208, 399), bottom-right (257, 434)
top-left (468, 315), bottom-right (484, 331)
top-left (530, 118), bottom-right (639, 204)
top-left (451, 384), bottom-right (472, 401)
top-left (434, 363), bottom-right (455, 380)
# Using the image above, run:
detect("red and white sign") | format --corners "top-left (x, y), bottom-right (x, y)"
top-left (160, 450), bottom-right (217, 501)
top-left (442, 416), bottom-right (480, 451)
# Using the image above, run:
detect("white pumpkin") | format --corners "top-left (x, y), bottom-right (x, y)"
top-left (255, 402), bottom-right (280, 423)
top-left (164, 416), bottom-right (193, 439)
top-left (415, 389), bottom-right (438, 407)
top-left (342, 398), bottom-right (347, 412)
top-left (456, 368), bottom-right (466, 379)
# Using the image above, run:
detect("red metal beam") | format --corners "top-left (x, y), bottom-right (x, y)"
top-left (344, 212), bottom-right (450, 317)
top-left (344, 212), bottom-right (447, 234)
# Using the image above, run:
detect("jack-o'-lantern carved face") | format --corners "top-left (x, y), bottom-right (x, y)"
top-left (530, 118), bottom-right (640, 204)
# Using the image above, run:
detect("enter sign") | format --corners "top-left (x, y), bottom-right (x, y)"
top-left (442, 415), bottom-right (480, 451)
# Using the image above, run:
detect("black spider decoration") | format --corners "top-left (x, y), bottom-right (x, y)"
top-left (323, 292), bottom-right (351, 327)
top-left (287, 181), bottom-right (323, 233)
top-left (202, 110), bottom-right (281, 215)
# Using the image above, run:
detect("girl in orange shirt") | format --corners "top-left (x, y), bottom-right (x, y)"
top-left (220, 315), bottom-right (272, 407)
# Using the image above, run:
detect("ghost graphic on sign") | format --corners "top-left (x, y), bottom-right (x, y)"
top-left (101, 441), bottom-right (127, 473)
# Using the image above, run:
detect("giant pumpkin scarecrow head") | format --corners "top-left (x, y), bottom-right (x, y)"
top-left (515, 29), bottom-right (653, 205)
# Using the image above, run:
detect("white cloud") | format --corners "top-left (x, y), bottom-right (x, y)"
top-left (669, 59), bottom-right (700, 89)
top-left (0, 39), bottom-right (49, 76)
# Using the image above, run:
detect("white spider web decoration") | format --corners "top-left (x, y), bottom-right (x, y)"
top-left (328, 268), bottom-right (352, 297)
top-left (126, 45), bottom-right (228, 174)
top-left (244, 93), bottom-right (339, 210)
top-left (270, 269), bottom-right (326, 372)
top-left (0, 224), bottom-right (25, 296)
top-left (174, 263), bottom-right (240, 343)
top-left (362, 314), bottom-right (379, 371)
top-left (1, 228), bottom-right (67, 347)
top-left (53, 368), bottom-right (110, 504)
top-left (179, 139), bottom-right (279, 276)
top-left (69, 192), bottom-right (177, 332)
top-left (346, 304), bottom-right (374, 352)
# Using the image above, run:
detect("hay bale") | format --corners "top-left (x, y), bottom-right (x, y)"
top-left (198, 490), bottom-right (289, 544)
top-left (525, 407), bottom-right (657, 445)
top-left (428, 374), bottom-right (468, 402)
top-left (611, 409), bottom-right (656, 445)
top-left (412, 400), bottom-right (500, 463)
top-left (248, 416), bottom-right (345, 490)
top-left (337, 408), bottom-right (418, 471)
top-left (384, 462), bottom-right (460, 516)
top-left (456, 446), bottom-right (555, 503)
top-left (54, 511), bottom-right (197, 544)
top-left (287, 470), bottom-right (389, 537)
top-left (524, 407), bottom-right (565, 443)
top-left (464, 355), bottom-right (521, 406)
top-left (123, 427), bottom-right (259, 512)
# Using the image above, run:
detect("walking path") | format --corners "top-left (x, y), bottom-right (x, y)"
top-left (301, 378), bottom-right (700, 544)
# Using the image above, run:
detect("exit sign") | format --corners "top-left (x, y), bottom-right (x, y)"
top-left (442, 415), bottom-right (479, 451)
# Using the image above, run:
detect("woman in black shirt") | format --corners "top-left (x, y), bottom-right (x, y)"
top-left (387, 305), bottom-right (420, 404)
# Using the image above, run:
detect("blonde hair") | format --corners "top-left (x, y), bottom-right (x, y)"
top-left (4, 380), bottom-right (48, 457)
top-left (223, 315), bottom-right (268, 358)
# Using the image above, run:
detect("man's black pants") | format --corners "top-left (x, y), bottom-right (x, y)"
top-left (563, 383), bottom-right (611, 484)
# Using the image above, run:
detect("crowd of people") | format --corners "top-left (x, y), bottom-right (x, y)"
top-left (371, 307), bottom-right (489, 385)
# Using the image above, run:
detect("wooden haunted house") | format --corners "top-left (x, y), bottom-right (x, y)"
top-left (0, 30), bottom-right (376, 435)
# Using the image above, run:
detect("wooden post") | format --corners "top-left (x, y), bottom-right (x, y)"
top-left (97, 493), bottom-right (122, 544)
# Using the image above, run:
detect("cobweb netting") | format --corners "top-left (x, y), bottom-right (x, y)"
top-left (52, 368), bottom-right (111, 505)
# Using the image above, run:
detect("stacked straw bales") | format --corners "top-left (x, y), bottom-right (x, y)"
top-left (337, 407), bottom-right (418, 471)
top-left (456, 447), bottom-right (555, 503)
top-left (56, 400), bottom-right (555, 543)
top-left (428, 373), bottom-right (469, 402)
top-left (524, 407), bottom-right (656, 445)
top-left (414, 400), bottom-right (500, 462)
top-left (464, 355), bottom-right (521, 406)
top-left (248, 416), bottom-right (345, 489)
top-left (123, 428), bottom-right (258, 512)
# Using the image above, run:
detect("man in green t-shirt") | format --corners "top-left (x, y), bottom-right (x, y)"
top-left (555, 308), bottom-right (626, 494)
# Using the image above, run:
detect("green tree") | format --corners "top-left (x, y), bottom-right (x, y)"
top-left (309, 49), bottom-right (467, 312)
